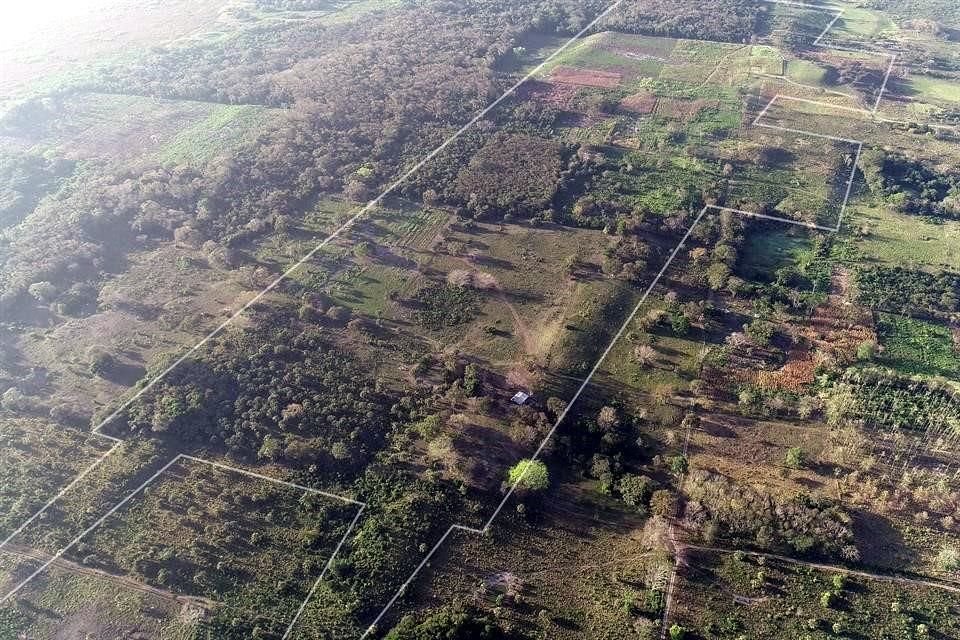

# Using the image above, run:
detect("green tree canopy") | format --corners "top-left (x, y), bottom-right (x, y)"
top-left (507, 459), bottom-right (549, 492)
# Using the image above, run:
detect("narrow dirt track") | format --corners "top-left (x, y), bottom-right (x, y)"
top-left (0, 543), bottom-right (217, 611)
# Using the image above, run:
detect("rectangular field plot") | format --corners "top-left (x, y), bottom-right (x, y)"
top-left (755, 0), bottom-right (842, 47)
top-left (752, 93), bottom-right (882, 140)
top-left (14, 455), bottom-right (362, 640)
top-left (877, 64), bottom-right (960, 126)
top-left (726, 121), bottom-right (861, 228)
top-left (753, 47), bottom-right (895, 113)
top-left (516, 30), bottom-right (864, 229)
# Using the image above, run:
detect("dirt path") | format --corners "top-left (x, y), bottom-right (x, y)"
top-left (697, 45), bottom-right (749, 90)
top-left (659, 523), bottom-right (685, 640)
top-left (451, 254), bottom-right (541, 368)
top-left (1, 543), bottom-right (217, 611)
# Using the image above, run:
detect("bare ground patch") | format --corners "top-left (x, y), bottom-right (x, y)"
top-left (549, 65), bottom-right (623, 88)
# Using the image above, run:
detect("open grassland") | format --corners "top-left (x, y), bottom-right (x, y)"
top-left (7, 235), bottom-right (255, 422)
top-left (3, 438), bottom-right (169, 554)
top-left (846, 202), bottom-right (960, 271)
top-left (155, 104), bottom-right (275, 166)
top-left (876, 312), bottom-right (960, 377)
top-left (3, 92), bottom-right (272, 165)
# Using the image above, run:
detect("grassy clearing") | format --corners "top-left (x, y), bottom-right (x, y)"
top-left (598, 296), bottom-right (696, 394)
top-left (833, 5), bottom-right (898, 39)
top-left (785, 58), bottom-right (827, 85)
top-left (400, 483), bottom-right (662, 640)
top-left (672, 549), bottom-right (960, 640)
top-left (908, 75), bottom-right (960, 104)
top-left (0, 558), bottom-right (195, 640)
top-left (6, 93), bottom-right (241, 164)
top-left (846, 202), bottom-right (960, 271)
top-left (9, 440), bottom-right (169, 554)
top-left (876, 313), bottom-right (960, 378)
top-left (740, 227), bottom-right (812, 278)
top-left (156, 105), bottom-right (273, 165)
top-left (759, 2), bottom-right (839, 43)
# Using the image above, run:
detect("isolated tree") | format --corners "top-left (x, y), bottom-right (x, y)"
top-left (785, 447), bottom-right (806, 469)
top-left (89, 351), bottom-right (116, 378)
top-left (706, 262), bottom-right (731, 290)
top-left (856, 339), bottom-right (878, 361)
top-left (650, 490), bottom-right (677, 517)
top-left (258, 435), bottom-right (282, 461)
top-left (617, 474), bottom-right (653, 508)
top-left (27, 281), bottom-right (57, 303)
top-left (667, 455), bottom-right (688, 476)
top-left (597, 406), bottom-right (620, 431)
top-left (937, 545), bottom-right (960, 572)
top-left (506, 459), bottom-right (549, 492)
top-left (546, 396), bottom-right (567, 419)
top-left (634, 344), bottom-right (657, 366)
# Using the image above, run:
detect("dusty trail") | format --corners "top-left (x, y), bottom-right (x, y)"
top-left (1, 543), bottom-right (217, 612)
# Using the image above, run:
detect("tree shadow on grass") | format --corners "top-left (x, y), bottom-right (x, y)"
top-left (850, 509), bottom-right (911, 572)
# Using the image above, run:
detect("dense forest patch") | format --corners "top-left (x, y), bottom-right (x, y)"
top-left (113, 319), bottom-right (392, 475)
top-left (454, 134), bottom-right (563, 218)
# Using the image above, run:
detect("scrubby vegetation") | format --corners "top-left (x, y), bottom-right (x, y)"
top-left (5, 0), bottom-right (960, 639)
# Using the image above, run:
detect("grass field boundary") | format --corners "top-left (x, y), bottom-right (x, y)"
top-left (0, 452), bottom-right (366, 640)
top-left (759, 0), bottom-right (898, 115)
top-left (0, 441), bottom-right (122, 551)
top-left (758, 0), bottom-right (844, 46)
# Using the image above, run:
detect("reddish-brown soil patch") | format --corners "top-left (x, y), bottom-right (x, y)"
top-left (518, 80), bottom-right (581, 109)
top-left (620, 91), bottom-right (658, 114)
top-left (550, 65), bottom-right (622, 88)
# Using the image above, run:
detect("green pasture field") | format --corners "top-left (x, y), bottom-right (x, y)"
top-left (845, 202), bottom-right (960, 271)
top-left (593, 295), bottom-right (695, 395)
top-left (2, 93), bottom-right (256, 164)
top-left (876, 312), bottom-right (960, 378)
top-left (156, 104), bottom-right (275, 166)
top-left (739, 226), bottom-right (812, 278)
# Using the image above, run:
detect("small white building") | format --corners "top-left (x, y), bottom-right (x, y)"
top-left (510, 391), bottom-right (530, 405)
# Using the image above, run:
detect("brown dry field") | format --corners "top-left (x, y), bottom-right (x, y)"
top-left (0, 0), bottom-right (232, 99)
top-left (620, 91), bottom-right (658, 114)
top-left (550, 65), bottom-right (623, 88)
